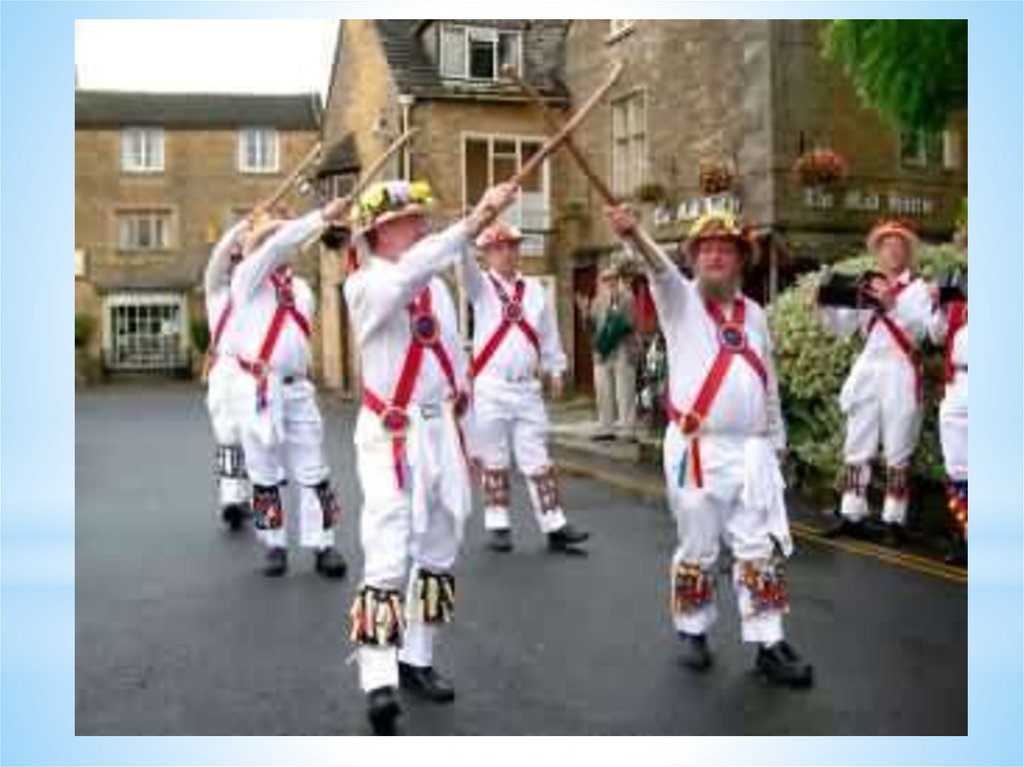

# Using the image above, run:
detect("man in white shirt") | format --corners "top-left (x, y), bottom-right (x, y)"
top-left (461, 220), bottom-right (589, 554)
top-left (605, 206), bottom-right (813, 689)
top-left (817, 220), bottom-right (932, 547)
top-left (203, 218), bottom-right (252, 531)
top-left (219, 201), bottom-right (350, 579)
top-left (344, 179), bottom-right (518, 734)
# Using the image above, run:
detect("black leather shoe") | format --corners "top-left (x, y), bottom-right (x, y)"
top-left (882, 523), bottom-right (905, 549)
top-left (366, 686), bottom-right (401, 735)
top-left (262, 546), bottom-right (288, 577)
top-left (755, 641), bottom-right (814, 689)
top-left (821, 517), bottom-right (864, 539)
top-left (221, 503), bottom-right (246, 531)
top-left (678, 632), bottom-right (713, 672)
top-left (547, 524), bottom-right (590, 554)
top-left (398, 662), bottom-right (455, 703)
top-left (486, 528), bottom-right (514, 553)
top-left (314, 547), bottom-right (348, 579)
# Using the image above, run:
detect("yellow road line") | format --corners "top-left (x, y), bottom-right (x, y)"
top-left (556, 456), bottom-right (968, 586)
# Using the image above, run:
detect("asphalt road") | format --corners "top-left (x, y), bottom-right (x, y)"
top-left (76, 383), bottom-right (966, 735)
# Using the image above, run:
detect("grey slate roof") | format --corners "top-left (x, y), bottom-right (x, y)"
top-left (374, 20), bottom-right (569, 102)
top-left (75, 90), bottom-right (322, 130)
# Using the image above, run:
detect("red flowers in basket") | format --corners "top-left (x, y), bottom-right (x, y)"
top-left (793, 148), bottom-right (848, 186)
top-left (698, 158), bottom-right (735, 196)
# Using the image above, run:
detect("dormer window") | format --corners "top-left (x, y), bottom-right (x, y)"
top-left (439, 24), bottom-right (521, 81)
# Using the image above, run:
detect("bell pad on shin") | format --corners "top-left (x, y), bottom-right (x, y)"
top-left (737, 559), bottom-right (790, 617)
top-left (314, 480), bottom-right (341, 529)
top-left (252, 484), bottom-right (284, 530)
top-left (529, 467), bottom-right (561, 514)
top-left (886, 465), bottom-right (910, 500)
top-left (411, 569), bottom-right (455, 624)
top-left (350, 586), bottom-right (405, 647)
top-left (841, 464), bottom-right (868, 496)
top-left (672, 562), bottom-right (715, 615)
top-left (216, 444), bottom-right (247, 479)
top-left (947, 479), bottom-right (968, 535)
top-left (481, 468), bottom-right (511, 508)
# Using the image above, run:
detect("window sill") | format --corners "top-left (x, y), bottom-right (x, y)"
top-left (605, 25), bottom-right (636, 45)
top-left (121, 168), bottom-right (165, 176)
top-left (116, 248), bottom-right (175, 256)
top-left (238, 168), bottom-right (281, 176)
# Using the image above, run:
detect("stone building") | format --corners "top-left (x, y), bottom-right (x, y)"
top-left (561, 20), bottom-right (967, 388)
top-left (75, 90), bottom-right (321, 376)
top-left (316, 19), bottom-right (571, 394)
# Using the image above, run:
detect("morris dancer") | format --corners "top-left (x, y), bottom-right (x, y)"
top-left (220, 201), bottom-right (350, 578)
top-left (461, 220), bottom-right (589, 554)
top-left (929, 253), bottom-right (968, 565)
top-left (818, 220), bottom-right (933, 547)
top-left (203, 218), bottom-right (252, 530)
top-left (605, 206), bottom-right (813, 688)
top-left (344, 180), bottom-right (518, 734)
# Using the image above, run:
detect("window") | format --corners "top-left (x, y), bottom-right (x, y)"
top-left (611, 90), bottom-right (647, 197)
top-left (238, 128), bottom-right (279, 173)
top-left (118, 210), bottom-right (172, 251)
top-left (105, 293), bottom-right (187, 371)
top-left (610, 20), bottom-right (635, 37)
top-left (120, 127), bottom-right (164, 172)
top-left (463, 134), bottom-right (549, 254)
top-left (900, 129), bottom-right (943, 169)
top-left (439, 24), bottom-right (521, 80)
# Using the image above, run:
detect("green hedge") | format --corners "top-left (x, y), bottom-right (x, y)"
top-left (75, 313), bottom-right (95, 349)
top-left (767, 244), bottom-right (966, 494)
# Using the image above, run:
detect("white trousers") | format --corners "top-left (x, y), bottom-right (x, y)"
top-left (664, 428), bottom-right (787, 645)
top-left (593, 344), bottom-right (637, 437)
top-left (474, 378), bottom-right (567, 535)
top-left (206, 366), bottom-right (250, 509)
top-left (840, 356), bottom-right (922, 525)
top-left (236, 379), bottom-right (334, 550)
top-left (355, 413), bottom-right (467, 692)
top-left (940, 376), bottom-right (968, 481)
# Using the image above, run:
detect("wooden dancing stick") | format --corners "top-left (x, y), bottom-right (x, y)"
top-left (475, 62), bottom-right (623, 229)
top-left (258, 141), bottom-right (324, 214)
top-left (347, 127), bottom-right (420, 202)
top-left (502, 63), bottom-right (619, 206)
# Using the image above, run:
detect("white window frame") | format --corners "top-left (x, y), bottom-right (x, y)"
top-left (120, 127), bottom-right (164, 173)
top-left (117, 209), bottom-right (173, 251)
top-left (438, 23), bottom-right (523, 81)
top-left (611, 89), bottom-right (648, 197)
top-left (609, 20), bottom-right (636, 39)
top-left (461, 131), bottom-right (551, 254)
top-left (237, 127), bottom-right (280, 174)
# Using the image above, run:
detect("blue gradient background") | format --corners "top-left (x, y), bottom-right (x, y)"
top-left (2, 2), bottom-right (1019, 765)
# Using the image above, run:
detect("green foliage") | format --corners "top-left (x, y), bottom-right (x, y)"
top-left (768, 244), bottom-right (966, 492)
top-left (191, 318), bottom-right (211, 354)
top-left (75, 313), bottom-right (95, 349)
top-left (822, 20), bottom-right (967, 131)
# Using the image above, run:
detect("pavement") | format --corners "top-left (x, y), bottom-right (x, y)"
top-left (76, 383), bottom-right (967, 735)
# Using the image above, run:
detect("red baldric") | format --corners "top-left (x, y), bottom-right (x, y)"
top-left (944, 301), bottom-right (967, 384)
top-left (238, 270), bottom-right (311, 410)
top-left (468, 275), bottom-right (541, 379)
top-left (665, 297), bottom-right (767, 488)
top-left (866, 281), bottom-right (922, 402)
top-left (361, 287), bottom-right (466, 488)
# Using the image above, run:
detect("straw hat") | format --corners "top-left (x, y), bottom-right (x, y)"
top-left (866, 219), bottom-right (919, 254)
top-left (350, 179), bottom-right (434, 242)
top-left (683, 211), bottom-right (751, 260)
top-left (475, 220), bottom-right (523, 250)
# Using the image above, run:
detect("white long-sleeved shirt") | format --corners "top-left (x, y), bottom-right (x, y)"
top-left (345, 221), bottom-right (471, 407)
top-left (636, 235), bottom-right (786, 450)
top-left (203, 219), bottom-right (249, 343)
top-left (819, 270), bottom-right (932, 356)
top-left (219, 209), bottom-right (324, 377)
top-left (459, 253), bottom-right (567, 380)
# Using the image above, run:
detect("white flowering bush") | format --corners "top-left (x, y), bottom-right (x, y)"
top-left (768, 244), bottom-right (966, 496)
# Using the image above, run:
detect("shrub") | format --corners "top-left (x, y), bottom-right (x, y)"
top-left (767, 243), bottom-right (966, 493)
top-left (75, 313), bottom-right (95, 349)
top-left (191, 318), bottom-right (210, 354)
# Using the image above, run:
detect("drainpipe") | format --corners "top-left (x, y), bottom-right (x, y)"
top-left (398, 94), bottom-right (415, 179)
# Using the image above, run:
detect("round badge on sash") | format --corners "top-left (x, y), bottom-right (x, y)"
top-left (381, 405), bottom-right (410, 435)
top-left (503, 302), bottom-right (524, 324)
top-left (719, 323), bottom-right (747, 352)
top-left (410, 311), bottom-right (440, 345)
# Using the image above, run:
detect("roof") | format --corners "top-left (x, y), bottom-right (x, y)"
top-left (75, 90), bottom-right (322, 130)
top-left (373, 20), bottom-right (569, 103)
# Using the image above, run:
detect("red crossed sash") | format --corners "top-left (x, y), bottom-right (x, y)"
top-left (206, 299), bottom-right (233, 371)
top-left (665, 297), bottom-right (767, 488)
top-left (361, 287), bottom-right (467, 489)
top-left (468, 274), bottom-right (541, 379)
top-left (865, 279), bottom-right (922, 402)
top-left (944, 301), bottom-right (967, 383)
top-left (238, 269), bottom-right (311, 410)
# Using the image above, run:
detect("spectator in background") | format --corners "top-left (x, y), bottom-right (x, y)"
top-left (576, 265), bottom-right (639, 442)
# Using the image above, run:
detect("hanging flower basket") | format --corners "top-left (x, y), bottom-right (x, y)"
top-left (793, 148), bottom-right (848, 187)
top-left (698, 158), bottom-right (735, 196)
